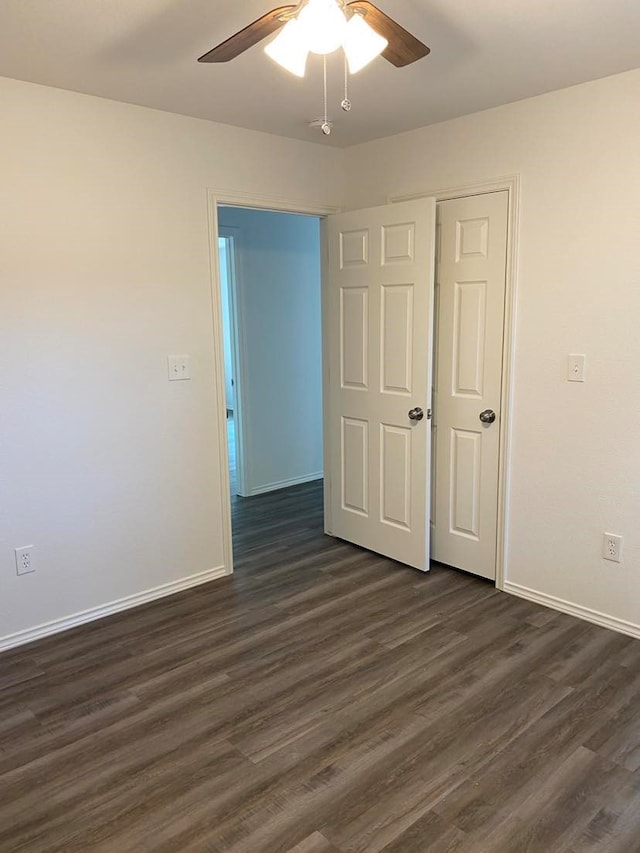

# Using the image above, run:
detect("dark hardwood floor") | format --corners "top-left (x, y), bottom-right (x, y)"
top-left (1, 480), bottom-right (640, 852)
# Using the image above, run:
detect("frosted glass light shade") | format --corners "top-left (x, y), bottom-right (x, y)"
top-left (343, 14), bottom-right (388, 73)
top-left (298, 0), bottom-right (347, 55)
top-left (264, 19), bottom-right (309, 77)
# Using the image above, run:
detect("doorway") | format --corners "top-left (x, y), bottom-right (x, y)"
top-left (216, 205), bottom-right (324, 512)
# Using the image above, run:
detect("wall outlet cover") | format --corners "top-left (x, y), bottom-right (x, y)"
top-left (167, 355), bottom-right (191, 381)
top-left (15, 546), bottom-right (35, 575)
top-left (603, 533), bottom-right (623, 563)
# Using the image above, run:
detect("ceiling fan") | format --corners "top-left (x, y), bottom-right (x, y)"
top-left (198, 0), bottom-right (430, 71)
top-left (198, 0), bottom-right (430, 135)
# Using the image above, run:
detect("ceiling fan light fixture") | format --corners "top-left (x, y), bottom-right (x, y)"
top-left (264, 18), bottom-right (309, 77)
top-left (343, 13), bottom-right (388, 73)
top-left (297, 0), bottom-right (347, 55)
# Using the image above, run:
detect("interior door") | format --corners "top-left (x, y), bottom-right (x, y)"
top-left (432, 191), bottom-right (508, 579)
top-left (325, 199), bottom-right (436, 571)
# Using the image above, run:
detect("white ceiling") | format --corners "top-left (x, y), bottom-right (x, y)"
top-left (1, 0), bottom-right (639, 147)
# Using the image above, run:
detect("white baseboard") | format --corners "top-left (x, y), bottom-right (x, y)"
top-left (248, 471), bottom-right (323, 497)
top-left (503, 580), bottom-right (640, 639)
top-left (0, 565), bottom-right (228, 653)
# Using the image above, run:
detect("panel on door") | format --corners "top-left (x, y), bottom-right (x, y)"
top-left (341, 417), bottom-right (368, 516)
top-left (325, 199), bottom-right (436, 571)
top-left (432, 191), bottom-right (508, 579)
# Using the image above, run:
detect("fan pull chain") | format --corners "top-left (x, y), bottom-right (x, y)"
top-left (342, 55), bottom-right (351, 112)
top-left (321, 55), bottom-right (331, 135)
top-left (324, 55), bottom-right (328, 124)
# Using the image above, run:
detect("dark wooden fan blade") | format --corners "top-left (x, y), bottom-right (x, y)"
top-left (198, 6), bottom-right (297, 62)
top-left (347, 1), bottom-right (430, 67)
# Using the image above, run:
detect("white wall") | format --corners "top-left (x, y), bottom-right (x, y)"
top-left (218, 208), bottom-right (323, 495)
top-left (4, 66), bottom-right (640, 649)
top-left (0, 76), bottom-right (345, 648)
top-left (345, 68), bottom-right (640, 634)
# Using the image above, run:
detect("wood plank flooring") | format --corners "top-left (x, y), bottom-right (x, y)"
top-left (1, 479), bottom-right (640, 851)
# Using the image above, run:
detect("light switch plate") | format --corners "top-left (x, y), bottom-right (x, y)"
top-left (567, 354), bottom-right (586, 382)
top-left (168, 355), bottom-right (191, 381)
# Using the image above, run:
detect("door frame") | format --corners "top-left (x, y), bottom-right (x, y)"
top-left (207, 189), bottom-right (340, 576)
top-left (217, 226), bottom-right (246, 495)
top-left (390, 175), bottom-right (520, 591)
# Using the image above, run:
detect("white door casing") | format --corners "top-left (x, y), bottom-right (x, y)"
top-left (325, 199), bottom-right (436, 571)
top-left (432, 191), bottom-right (509, 579)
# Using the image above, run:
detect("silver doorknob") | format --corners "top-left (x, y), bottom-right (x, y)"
top-left (408, 407), bottom-right (424, 421)
top-left (479, 409), bottom-right (496, 424)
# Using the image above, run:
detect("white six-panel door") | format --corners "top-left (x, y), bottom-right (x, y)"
top-left (325, 199), bottom-right (436, 571)
top-left (432, 191), bottom-right (508, 579)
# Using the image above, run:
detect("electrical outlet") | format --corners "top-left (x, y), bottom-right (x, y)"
top-left (603, 533), bottom-right (623, 563)
top-left (167, 355), bottom-right (191, 381)
top-left (15, 546), bottom-right (35, 575)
